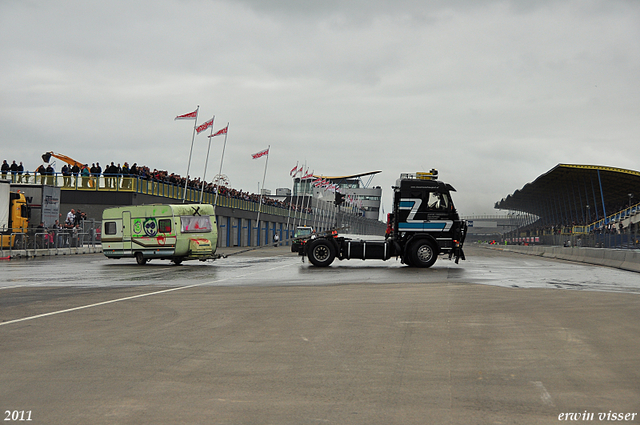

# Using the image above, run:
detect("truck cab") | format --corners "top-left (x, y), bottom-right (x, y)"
top-left (389, 171), bottom-right (466, 266)
top-left (290, 226), bottom-right (314, 253)
top-left (1, 181), bottom-right (30, 249)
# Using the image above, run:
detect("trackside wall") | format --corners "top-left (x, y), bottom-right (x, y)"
top-left (486, 245), bottom-right (640, 273)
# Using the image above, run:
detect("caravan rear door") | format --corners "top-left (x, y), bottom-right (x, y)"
top-left (122, 211), bottom-right (132, 252)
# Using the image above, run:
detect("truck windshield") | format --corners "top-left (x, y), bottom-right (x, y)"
top-left (295, 228), bottom-right (312, 238)
top-left (181, 215), bottom-right (212, 233)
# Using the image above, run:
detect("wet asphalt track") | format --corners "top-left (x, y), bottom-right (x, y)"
top-left (1, 244), bottom-right (638, 294)
top-left (1, 245), bottom-right (639, 424)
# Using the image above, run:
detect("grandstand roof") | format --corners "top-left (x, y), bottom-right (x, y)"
top-left (495, 164), bottom-right (640, 221)
top-left (313, 171), bottom-right (382, 180)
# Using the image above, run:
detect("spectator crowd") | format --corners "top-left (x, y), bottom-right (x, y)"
top-left (3, 158), bottom-right (312, 214)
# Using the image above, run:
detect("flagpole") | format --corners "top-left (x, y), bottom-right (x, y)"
top-left (255, 145), bottom-right (270, 244)
top-left (300, 169), bottom-right (309, 226)
top-left (303, 171), bottom-right (313, 227)
top-left (199, 116), bottom-right (215, 203)
top-left (183, 105), bottom-right (199, 203)
top-left (294, 162), bottom-right (305, 231)
top-left (212, 123), bottom-right (229, 208)
top-left (285, 162), bottom-right (297, 241)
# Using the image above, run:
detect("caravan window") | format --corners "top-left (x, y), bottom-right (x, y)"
top-left (181, 215), bottom-right (212, 233)
top-left (158, 219), bottom-right (171, 233)
top-left (105, 221), bottom-right (117, 235)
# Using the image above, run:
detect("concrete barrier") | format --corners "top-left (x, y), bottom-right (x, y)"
top-left (1, 245), bottom-right (103, 259)
top-left (621, 250), bottom-right (640, 273)
top-left (604, 249), bottom-right (625, 269)
top-left (489, 245), bottom-right (640, 273)
top-left (584, 248), bottom-right (606, 266)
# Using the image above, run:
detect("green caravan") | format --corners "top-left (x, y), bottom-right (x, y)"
top-left (101, 204), bottom-right (217, 265)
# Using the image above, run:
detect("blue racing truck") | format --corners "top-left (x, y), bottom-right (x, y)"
top-left (294, 170), bottom-right (467, 267)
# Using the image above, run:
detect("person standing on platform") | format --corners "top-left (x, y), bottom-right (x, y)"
top-left (81, 164), bottom-right (90, 188)
top-left (1, 160), bottom-right (9, 179)
top-left (121, 162), bottom-right (130, 189)
top-left (61, 164), bottom-right (70, 187)
top-left (71, 163), bottom-right (80, 187)
top-left (10, 161), bottom-right (18, 182)
top-left (17, 162), bottom-right (24, 182)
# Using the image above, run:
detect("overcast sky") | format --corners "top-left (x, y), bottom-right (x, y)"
top-left (2, 0), bottom-right (638, 217)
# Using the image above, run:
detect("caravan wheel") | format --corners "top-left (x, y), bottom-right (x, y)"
top-left (135, 252), bottom-right (148, 265)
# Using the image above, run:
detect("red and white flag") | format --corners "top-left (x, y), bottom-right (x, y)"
top-left (290, 164), bottom-right (298, 177)
top-left (196, 118), bottom-right (214, 134)
top-left (251, 148), bottom-right (269, 159)
top-left (303, 170), bottom-right (314, 180)
top-left (209, 125), bottom-right (228, 137)
top-left (175, 110), bottom-right (197, 120)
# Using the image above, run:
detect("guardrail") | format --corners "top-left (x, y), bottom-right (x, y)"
top-left (584, 203), bottom-right (640, 233)
top-left (505, 233), bottom-right (639, 250)
top-left (0, 221), bottom-right (101, 258)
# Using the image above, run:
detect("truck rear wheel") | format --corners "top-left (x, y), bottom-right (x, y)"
top-left (307, 239), bottom-right (336, 267)
top-left (410, 239), bottom-right (437, 268)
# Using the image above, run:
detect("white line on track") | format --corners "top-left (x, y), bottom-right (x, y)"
top-left (0, 262), bottom-right (293, 327)
top-left (530, 381), bottom-right (555, 407)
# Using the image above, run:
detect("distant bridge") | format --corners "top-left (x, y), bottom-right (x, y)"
top-left (461, 215), bottom-right (538, 240)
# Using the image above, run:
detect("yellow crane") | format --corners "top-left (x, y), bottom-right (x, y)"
top-left (41, 151), bottom-right (93, 188)
top-left (41, 151), bottom-right (85, 168)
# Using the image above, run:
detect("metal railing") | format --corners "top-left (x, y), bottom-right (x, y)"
top-left (0, 220), bottom-right (101, 257)
top-left (583, 203), bottom-right (640, 234)
top-left (504, 202), bottom-right (640, 239)
top-left (12, 173), bottom-right (313, 220)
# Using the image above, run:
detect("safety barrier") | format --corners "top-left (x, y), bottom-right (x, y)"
top-left (0, 224), bottom-right (102, 259)
top-left (493, 244), bottom-right (640, 273)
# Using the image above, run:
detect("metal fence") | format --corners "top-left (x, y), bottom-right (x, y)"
top-left (0, 219), bottom-right (101, 257)
top-left (539, 232), bottom-right (640, 249)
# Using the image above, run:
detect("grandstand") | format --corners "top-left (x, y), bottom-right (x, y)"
top-left (495, 164), bottom-right (640, 248)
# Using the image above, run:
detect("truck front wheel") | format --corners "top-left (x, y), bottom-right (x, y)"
top-left (409, 239), bottom-right (437, 268)
top-left (307, 239), bottom-right (336, 267)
